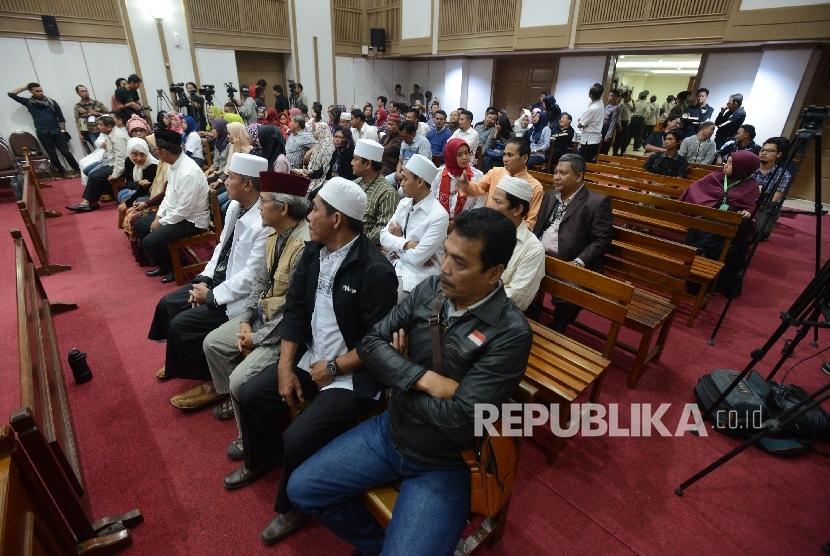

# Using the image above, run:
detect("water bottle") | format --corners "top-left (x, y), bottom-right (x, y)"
top-left (67, 349), bottom-right (92, 385)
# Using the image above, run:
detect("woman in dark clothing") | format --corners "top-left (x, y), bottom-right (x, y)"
top-left (306, 125), bottom-right (356, 196)
top-left (549, 112), bottom-right (575, 169)
top-left (543, 94), bottom-right (561, 128)
top-left (643, 129), bottom-right (688, 178)
top-left (481, 116), bottom-right (514, 173)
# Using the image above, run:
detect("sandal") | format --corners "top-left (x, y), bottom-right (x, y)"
top-left (170, 383), bottom-right (227, 410)
top-left (227, 436), bottom-right (244, 460)
top-left (213, 399), bottom-right (235, 421)
top-left (156, 366), bottom-right (168, 380)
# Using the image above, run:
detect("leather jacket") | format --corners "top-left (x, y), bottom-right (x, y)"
top-left (357, 276), bottom-right (532, 469)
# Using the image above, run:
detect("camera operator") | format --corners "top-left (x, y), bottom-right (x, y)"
top-left (235, 84), bottom-right (258, 126)
top-left (179, 82), bottom-right (206, 131)
top-left (288, 82), bottom-right (307, 110)
top-left (254, 79), bottom-right (267, 109)
top-left (273, 84), bottom-right (290, 112)
top-left (115, 74), bottom-right (145, 118)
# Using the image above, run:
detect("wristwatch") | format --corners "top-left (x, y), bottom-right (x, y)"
top-left (326, 359), bottom-right (343, 377)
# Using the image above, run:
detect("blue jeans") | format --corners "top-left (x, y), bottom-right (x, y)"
top-left (117, 186), bottom-right (136, 202)
top-left (287, 411), bottom-right (470, 556)
top-left (83, 160), bottom-right (104, 177)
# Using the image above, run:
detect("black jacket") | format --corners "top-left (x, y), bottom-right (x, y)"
top-left (714, 107), bottom-right (746, 147)
top-left (357, 276), bottom-right (532, 469)
top-left (279, 233), bottom-right (398, 400)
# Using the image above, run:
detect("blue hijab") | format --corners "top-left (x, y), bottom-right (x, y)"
top-left (181, 115), bottom-right (199, 143)
top-left (527, 109), bottom-right (549, 143)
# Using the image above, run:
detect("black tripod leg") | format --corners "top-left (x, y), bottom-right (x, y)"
top-left (707, 270), bottom-right (743, 346)
top-left (812, 132), bottom-right (823, 347)
top-left (676, 384), bottom-right (830, 495)
top-left (765, 307), bottom-right (822, 382)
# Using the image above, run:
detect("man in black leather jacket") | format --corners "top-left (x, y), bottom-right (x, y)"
top-left (287, 208), bottom-right (533, 556)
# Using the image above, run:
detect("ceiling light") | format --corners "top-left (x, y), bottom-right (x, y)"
top-left (616, 60), bottom-right (700, 69)
top-left (620, 56), bottom-right (625, 59)
top-left (653, 69), bottom-right (699, 74)
top-left (659, 59), bottom-right (663, 62)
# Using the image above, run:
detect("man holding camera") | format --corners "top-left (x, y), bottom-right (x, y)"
top-left (8, 82), bottom-right (80, 178)
top-left (235, 84), bottom-right (258, 126)
top-left (180, 82), bottom-right (206, 131)
top-left (289, 82), bottom-right (307, 111)
top-left (115, 74), bottom-right (145, 119)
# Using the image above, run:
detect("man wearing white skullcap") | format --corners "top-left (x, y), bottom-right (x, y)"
top-left (381, 154), bottom-right (448, 302)
top-left (489, 175), bottom-right (545, 311)
top-left (235, 175), bottom-right (398, 544)
top-left (149, 152), bottom-right (272, 411)
top-left (351, 138), bottom-right (400, 247)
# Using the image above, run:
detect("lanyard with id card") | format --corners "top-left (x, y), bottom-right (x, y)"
top-left (719, 174), bottom-right (746, 211)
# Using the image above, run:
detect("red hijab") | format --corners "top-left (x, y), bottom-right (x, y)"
top-left (438, 138), bottom-right (475, 218)
top-left (376, 108), bottom-right (388, 127)
top-left (265, 108), bottom-right (280, 125)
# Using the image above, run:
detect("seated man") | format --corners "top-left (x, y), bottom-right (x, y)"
top-left (531, 154), bottom-right (613, 332)
top-left (678, 121), bottom-right (717, 165)
top-left (643, 114), bottom-right (682, 154)
top-left (133, 129), bottom-right (210, 280)
top-left (456, 137), bottom-right (543, 229)
top-left (643, 129), bottom-right (688, 178)
top-left (488, 176), bottom-right (545, 311)
top-left (754, 136), bottom-right (792, 241)
top-left (227, 178), bottom-right (398, 545)
top-left (147, 152), bottom-right (270, 409)
top-left (203, 172), bottom-right (312, 457)
top-left (716, 124), bottom-right (760, 164)
top-left (380, 154), bottom-right (447, 303)
top-left (350, 139), bottom-right (400, 247)
top-left (287, 208), bottom-right (533, 556)
top-left (388, 121), bottom-right (431, 190)
top-left (66, 115), bottom-right (128, 212)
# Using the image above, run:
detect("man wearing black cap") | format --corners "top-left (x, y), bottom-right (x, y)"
top-left (236, 84), bottom-right (258, 126)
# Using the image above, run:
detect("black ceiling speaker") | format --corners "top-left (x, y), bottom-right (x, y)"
top-left (42, 15), bottom-right (60, 37)
top-left (370, 28), bottom-right (386, 53)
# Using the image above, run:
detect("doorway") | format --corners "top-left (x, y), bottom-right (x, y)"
top-left (235, 51), bottom-right (286, 106)
top-left (493, 58), bottom-right (558, 122)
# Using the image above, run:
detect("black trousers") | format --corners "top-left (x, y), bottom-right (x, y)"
top-left (527, 153), bottom-right (547, 168)
top-left (577, 143), bottom-right (599, 164)
top-left (147, 285), bottom-right (228, 380)
top-left (82, 164), bottom-right (113, 203)
top-left (480, 154), bottom-right (503, 174)
top-left (135, 215), bottom-right (203, 273)
top-left (237, 363), bottom-right (370, 514)
top-left (37, 131), bottom-right (78, 173)
top-left (629, 116), bottom-right (646, 151)
top-left (613, 121), bottom-right (630, 155)
top-left (599, 126), bottom-right (612, 156)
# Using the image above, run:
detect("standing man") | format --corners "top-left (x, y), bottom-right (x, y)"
top-left (273, 85), bottom-right (290, 112)
top-left (661, 95), bottom-right (676, 117)
top-left (613, 90), bottom-right (633, 156)
top-left (576, 83), bottom-right (604, 163)
top-left (474, 109), bottom-right (499, 152)
top-left (532, 92), bottom-right (547, 113)
top-left (716, 124), bottom-right (761, 164)
top-left (377, 95), bottom-right (387, 112)
top-left (714, 94), bottom-right (746, 149)
top-left (678, 121), bottom-right (717, 165)
top-left (65, 115), bottom-right (127, 211)
top-left (682, 87), bottom-right (714, 139)
top-left (427, 109), bottom-right (451, 160)
top-left (531, 154), bottom-right (613, 332)
top-left (290, 83), bottom-right (308, 110)
top-left (73, 84), bottom-right (108, 150)
top-left (287, 208), bottom-right (532, 556)
top-left (350, 109), bottom-right (379, 142)
top-left (351, 139), bottom-right (400, 247)
top-left (232, 178), bottom-right (398, 546)
top-left (629, 91), bottom-right (649, 152)
top-left (114, 74), bottom-right (144, 118)
top-left (409, 84), bottom-right (424, 107)
top-left (8, 82), bottom-right (81, 178)
top-left (390, 84), bottom-right (407, 106)
top-left (181, 82), bottom-right (206, 131)
top-left (236, 85), bottom-right (258, 126)
top-left (644, 95), bottom-right (660, 146)
top-left (599, 89), bottom-right (620, 156)
top-left (450, 110), bottom-right (480, 156)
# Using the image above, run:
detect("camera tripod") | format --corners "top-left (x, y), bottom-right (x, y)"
top-left (156, 89), bottom-right (175, 114)
top-left (708, 106), bottom-right (829, 345)
top-left (676, 254), bottom-right (830, 494)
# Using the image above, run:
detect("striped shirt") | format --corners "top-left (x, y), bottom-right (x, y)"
top-left (354, 173), bottom-right (400, 247)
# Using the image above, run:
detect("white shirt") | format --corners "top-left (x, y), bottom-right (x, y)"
top-left (298, 236), bottom-right (359, 391)
top-left (451, 127), bottom-right (480, 155)
top-left (503, 222), bottom-right (545, 311)
top-left (579, 99), bottom-right (604, 145)
top-left (540, 186), bottom-right (584, 260)
top-left (416, 121), bottom-right (430, 137)
top-left (184, 131), bottom-right (203, 160)
top-left (380, 194), bottom-right (449, 292)
top-left (156, 154), bottom-right (210, 229)
top-left (350, 123), bottom-right (379, 142)
top-left (429, 166), bottom-right (486, 215)
top-left (201, 199), bottom-right (270, 318)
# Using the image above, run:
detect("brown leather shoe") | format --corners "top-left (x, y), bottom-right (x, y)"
top-left (170, 382), bottom-right (227, 410)
top-left (223, 464), bottom-right (265, 490)
top-left (260, 510), bottom-right (308, 546)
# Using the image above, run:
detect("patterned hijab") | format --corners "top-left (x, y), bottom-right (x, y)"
top-left (308, 121), bottom-right (335, 191)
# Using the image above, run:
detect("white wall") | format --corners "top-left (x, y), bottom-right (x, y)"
top-left (0, 36), bottom-right (133, 161)
top-left (443, 59), bottom-right (465, 111)
top-left (401, 0), bottom-right (432, 39)
top-left (334, 56), bottom-right (447, 110)
top-left (555, 55), bottom-right (607, 120)
top-left (698, 51), bottom-right (763, 117)
top-left (740, 0), bottom-right (827, 9)
top-left (744, 49), bottom-right (814, 142)
top-left (520, 0), bottom-right (571, 27)
top-left (467, 59), bottom-right (494, 122)
top-left (195, 48), bottom-right (239, 109)
top-left (292, 0), bottom-right (335, 107)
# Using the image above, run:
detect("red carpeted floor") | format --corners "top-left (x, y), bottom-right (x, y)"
top-left (1, 178), bottom-right (829, 555)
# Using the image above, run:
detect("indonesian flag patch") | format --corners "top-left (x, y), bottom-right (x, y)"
top-left (468, 330), bottom-right (486, 346)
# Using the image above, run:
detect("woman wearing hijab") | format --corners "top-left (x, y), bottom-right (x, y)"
top-left (205, 118), bottom-right (230, 179)
top-left (168, 113), bottom-right (184, 137)
top-left (265, 108), bottom-right (280, 126)
top-left (375, 107), bottom-right (388, 134)
top-left (154, 111), bottom-right (171, 133)
top-left (297, 121), bottom-right (335, 193)
top-left (117, 137), bottom-right (158, 207)
top-left (525, 108), bottom-right (551, 168)
top-left (680, 149), bottom-right (760, 260)
top-left (481, 115), bottom-right (515, 173)
top-left (513, 109), bottom-right (531, 136)
top-left (543, 94), bottom-right (561, 127)
top-left (216, 121), bottom-right (253, 215)
top-left (247, 123), bottom-right (263, 157)
top-left (122, 134), bottom-right (170, 264)
top-left (257, 124), bottom-right (290, 173)
top-left (256, 105), bottom-right (268, 124)
top-left (430, 138), bottom-right (485, 224)
top-left (181, 115), bottom-right (205, 167)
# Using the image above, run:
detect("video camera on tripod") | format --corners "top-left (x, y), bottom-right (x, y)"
top-left (169, 82), bottom-right (187, 108)
top-left (287, 79), bottom-right (302, 107)
top-left (199, 84), bottom-right (215, 105)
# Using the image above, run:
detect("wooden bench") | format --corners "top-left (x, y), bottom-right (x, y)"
top-left (22, 146), bottom-right (51, 189)
top-left (587, 161), bottom-right (694, 189)
top-left (584, 170), bottom-right (688, 200)
top-left (168, 188), bottom-right (223, 285)
top-left (16, 161), bottom-right (70, 275)
top-left (616, 153), bottom-right (718, 180)
top-left (202, 138), bottom-right (213, 170)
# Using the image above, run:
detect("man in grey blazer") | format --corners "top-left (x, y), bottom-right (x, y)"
top-left (531, 153), bottom-right (613, 332)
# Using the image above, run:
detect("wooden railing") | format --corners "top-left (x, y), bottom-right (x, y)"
top-left (580, 0), bottom-right (730, 26)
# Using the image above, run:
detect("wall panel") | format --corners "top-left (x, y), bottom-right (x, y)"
top-left (0, 0), bottom-right (125, 41)
top-left (183, 0), bottom-right (291, 51)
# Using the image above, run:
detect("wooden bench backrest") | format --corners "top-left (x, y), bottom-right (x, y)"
top-left (23, 146), bottom-right (50, 189)
top-left (202, 138), bottom-right (213, 169)
top-left (617, 153), bottom-right (717, 179)
top-left (17, 164), bottom-right (50, 271)
top-left (587, 162), bottom-right (693, 189)
top-left (12, 229), bottom-right (83, 498)
top-left (584, 171), bottom-right (687, 199)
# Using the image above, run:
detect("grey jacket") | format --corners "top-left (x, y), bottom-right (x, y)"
top-left (357, 276), bottom-right (532, 469)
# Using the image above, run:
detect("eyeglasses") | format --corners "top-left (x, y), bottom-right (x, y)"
top-left (758, 148), bottom-right (778, 154)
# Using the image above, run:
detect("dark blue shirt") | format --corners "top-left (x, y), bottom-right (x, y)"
top-left (8, 93), bottom-right (65, 134)
top-left (426, 126), bottom-right (451, 156)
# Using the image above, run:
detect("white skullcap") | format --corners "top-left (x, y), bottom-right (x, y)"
top-left (405, 154), bottom-right (439, 184)
top-left (340, 112), bottom-right (351, 121)
top-left (229, 153), bottom-right (268, 177)
top-left (497, 176), bottom-right (534, 203)
top-left (317, 177), bottom-right (368, 220)
top-left (354, 139), bottom-right (384, 162)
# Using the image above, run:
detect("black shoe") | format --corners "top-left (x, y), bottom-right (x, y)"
top-left (145, 268), bottom-right (165, 277)
top-left (60, 171), bottom-right (69, 179)
top-left (822, 363), bottom-right (830, 376)
top-left (260, 510), bottom-right (308, 546)
top-left (65, 204), bottom-right (94, 212)
top-left (226, 436), bottom-right (244, 460)
top-left (223, 464), bottom-right (265, 490)
top-left (161, 272), bottom-right (176, 283)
